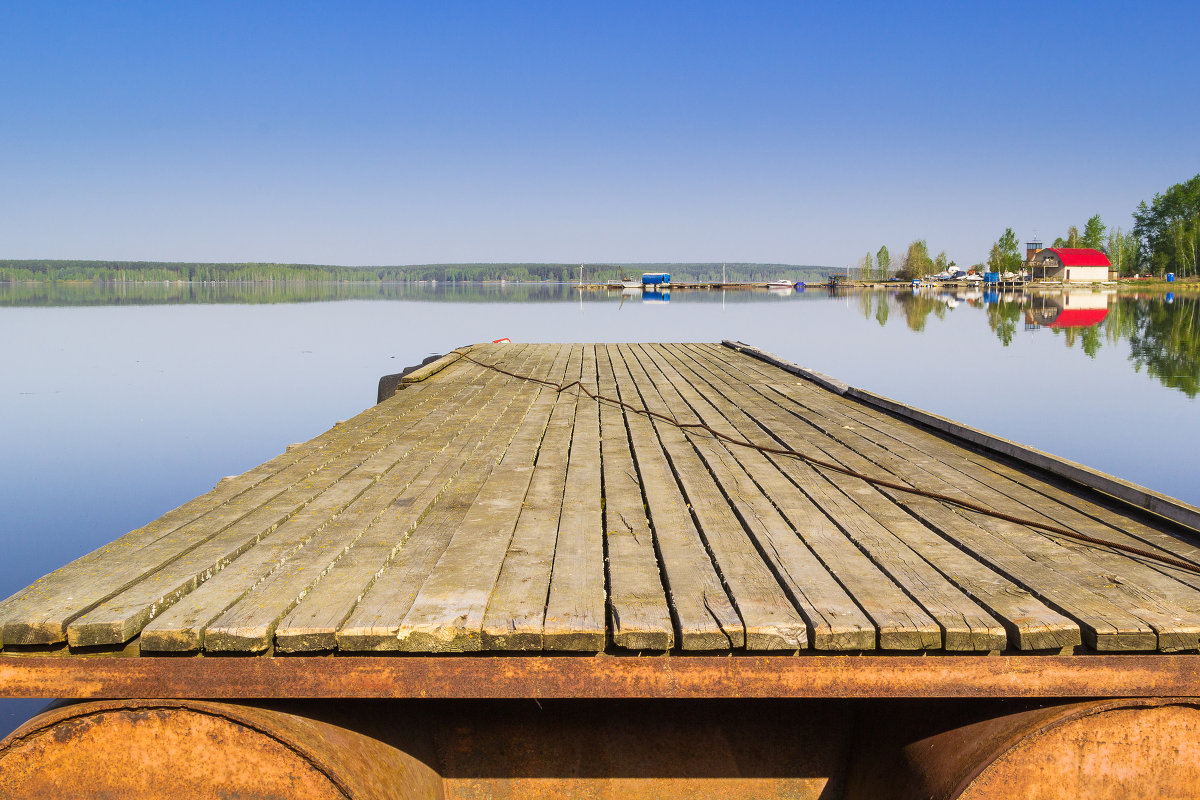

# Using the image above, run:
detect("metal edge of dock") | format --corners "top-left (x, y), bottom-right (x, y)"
top-left (3, 653), bottom-right (1200, 700)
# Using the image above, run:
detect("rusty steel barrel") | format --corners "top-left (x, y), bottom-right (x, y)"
top-left (0, 699), bottom-right (442, 800)
top-left (847, 698), bottom-right (1200, 800)
top-left (5, 697), bottom-right (1200, 798)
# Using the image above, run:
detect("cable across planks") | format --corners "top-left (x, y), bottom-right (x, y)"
top-left (453, 349), bottom-right (1200, 579)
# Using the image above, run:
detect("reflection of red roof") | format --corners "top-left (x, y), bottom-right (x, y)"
top-left (1046, 248), bottom-right (1112, 267)
top-left (1050, 308), bottom-right (1109, 328)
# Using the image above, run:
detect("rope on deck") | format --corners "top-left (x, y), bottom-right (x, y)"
top-left (454, 349), bottom-right (1200, 579)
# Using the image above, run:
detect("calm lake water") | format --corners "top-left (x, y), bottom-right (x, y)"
top-left (2, 281), bottom-right (1198, 735)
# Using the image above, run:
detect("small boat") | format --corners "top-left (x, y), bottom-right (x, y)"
top-left (767, 280), bottom-right (795, 289)
top-left (606, 280), bottom-right (644, 290)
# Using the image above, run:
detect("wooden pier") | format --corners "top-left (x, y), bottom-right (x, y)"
top-left (4, 341), bottom-right (1200, 799)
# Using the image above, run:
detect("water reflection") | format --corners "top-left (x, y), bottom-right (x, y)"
top-left (0, 280), bottom-right (592, 306)
top-left (3, 281), bottom-right (1199, 399)
top-left (851, 287), bottom-right (1200, 398)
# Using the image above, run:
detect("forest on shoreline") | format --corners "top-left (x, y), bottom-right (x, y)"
top-left (0, 261), bottom-right (828, 284)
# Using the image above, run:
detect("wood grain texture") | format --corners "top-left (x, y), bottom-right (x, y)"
top-left (605, 344), bottom-right (743, 650)
top-left (615, 344), bottom-right (808, 651)
top-left (5, 342), bottom-right (1199, 659)
top-left (594, 345), bottom-right (674, 650)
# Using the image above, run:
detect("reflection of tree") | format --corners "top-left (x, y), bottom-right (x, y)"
top-left (894, 293), bottom-right (946, 332)
top-left (986, 299), bottom-right (1021, 346)
top-left (874, 293), bottom-right (890, 327)
top-left (1126, 295), bottom-right (1200, 397)
top-left (1079, 326), bottom-right (1102, 358)
top-left (0, 281), bottom-right (593, 307)
top-left (858, 291), bottom-right (874, 321)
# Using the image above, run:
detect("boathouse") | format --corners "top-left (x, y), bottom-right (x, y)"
top-left (1029, 247), bottom-right (1112, 282)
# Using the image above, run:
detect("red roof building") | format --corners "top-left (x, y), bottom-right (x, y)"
top-left (1029, 248), bottom-right (1112, 282)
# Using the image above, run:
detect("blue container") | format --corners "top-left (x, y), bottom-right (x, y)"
top-left (1167, 273), bottom-right (1175, 282)
top-left (983, 272), bottom-right (1000, 284)
top-left (641, 272), bottom-right (670, 285)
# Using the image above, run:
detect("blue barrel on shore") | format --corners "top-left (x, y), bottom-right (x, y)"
top-left (1168, 273), bottom-right (1175, 282)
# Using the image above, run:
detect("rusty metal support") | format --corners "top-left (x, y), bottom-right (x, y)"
top-left (845, 697), bottom-right (1200, 799)
top-left (3, 654), bottom-right (1200, 700)
top-left (1, 698), bottom-right (855, 800)
top-left (0, 699), bottom-right (442, 799)
top-left (7, 695), bottom-right (1200, 798)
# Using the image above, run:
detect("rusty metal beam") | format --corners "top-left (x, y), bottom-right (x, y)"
top-left (3, 654), bottom-right (1200, 699)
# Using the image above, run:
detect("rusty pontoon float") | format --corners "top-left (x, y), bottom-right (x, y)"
top-left (4, 342), bottom-right (1200, 799)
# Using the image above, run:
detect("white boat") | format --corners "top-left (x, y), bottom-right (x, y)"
top-left (767, 280), bottom-right (795, 289)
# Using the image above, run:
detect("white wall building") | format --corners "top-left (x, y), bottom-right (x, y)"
top-left (1028, 248), bottom-right (1112, 282)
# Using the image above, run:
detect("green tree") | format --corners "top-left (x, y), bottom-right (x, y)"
top-left (876, 246), bottom-right (891, 280)
top-left (1052, 226), bottom-right (1081, 248)
top-left (987, 228), bottom-right (1022, 274)
top-left (1106, 227), bottom-right (1143, 276)
top-left (1082, 214), bottom-right (1106, 250)
top-left (896, 240), bottom-right (932, 280)
top-left (857, 252), bottom-right (874, 281)
top-left (1133, 175), bottom-right (1200, 277)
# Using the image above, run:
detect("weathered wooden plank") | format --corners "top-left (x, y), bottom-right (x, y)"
top-left (614, 344), bottom-right (808, 651)
top-left (685, 344), bottom-right (1080, 651)
top-left (713, 347), bottom-right (1148, 651)
top-left (65, 350), bottom-right (527, 648)
top-left (722, 339), bottom-right (1200, 533)
top-left (637, 344), bottom-right (882, 650)
top-left (964, 452), bottom-right (1200, 588)
top-left (674, 344), bottom-right (1010, 651)
top-left (7, 353), bottom-right (502, 648)
top-left (139, 345), bottom-right (544, 652)
top-left (604, 344), bottom-right (743, 650)
top-left (0, 349), bottom-right (492, 647)
top-left (478, 348), bottom-right (583, 650)
top-left (399, 349), bottom-right (466, 383)
top-left (543, 344), bottom-right (607, 650)
top-left (592, 345), bottom-right (674, 650)
top-left (388, 347), bottom-right (578, 652)
top-left (712, 353), bottom-right (1157, 651)
top-left (332, 345), bottom-right (571, 652)
top-left (652, 344), bottom-right (943, 650)
top-left (275, 345), bottom-right (565, 653)
top-left (813, 396), bottom-right (1200, 652)
top-left (818, 391), bottom-right (1200, 586)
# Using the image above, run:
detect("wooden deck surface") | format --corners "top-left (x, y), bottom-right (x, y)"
top-left (4, 341), bottom-right (1200, 657)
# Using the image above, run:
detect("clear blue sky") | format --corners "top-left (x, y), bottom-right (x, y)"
top-left (1, 1), bottom-right (1197, 267)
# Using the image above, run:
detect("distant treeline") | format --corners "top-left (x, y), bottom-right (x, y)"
top-left (0, 260), bottom-right (830, 284)
top-left (0, 280), bottom-right (835, 308)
